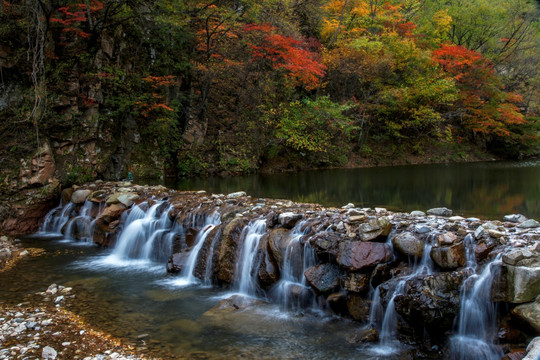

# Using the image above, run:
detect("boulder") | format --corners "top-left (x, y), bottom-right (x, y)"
top-left (518, 219), bottom-right (540, 229)
top-left (524, 337), bottom-right (540, 360)
top-left (89, 190), bottom-right (107, 203)
top-left (503, 266), bottom-right (540, 303)
top-left (98, 203), bottom-right (126, 223)
top-left (193, 225), bottom-right (222, 280)
top-left (304, 263), bottom-right (341, 293)
top-left (341, 273), bottom-right (370, 294)
top-left (346, 293), bottom-right (371, 321)
top-left (117, 193), bottom-right (139, 207)
top-left (226, 191), bottom-right (246, 199)
top-left (309, 231), bottom-right (342, 258)
top-left (430, 242), bottom-right (466, 270)
top-left (216, 217), bottom-right (247, 284)
top-left (392, 232), bottom-right (424, 258)
top-left (61, 188), bottom-right (74, 204)
top-left (257, 235), bottom-right (280, 289)
top-left (71, 189), bottom-right (92, 204)
top-left (503, 214), bottom-right (528, 223)
top-left (410, 210), bottom-right (425, 216)
top-left (326, 292), bottom-right (348, 315)
top-left (268, 228), bottom-right (302, 270)
top-left (358, 217), bottom-right (392, 241)
top-left (427, 207), bottom-right (452, 217)
top-left (512, 301), bottom-right (540, 333)
top-left (278, 212), bottom-right (303, 229)
top-left (437, 232), bottom-right (459, 245)
top-left (336, 241), bottom-right (393, 271)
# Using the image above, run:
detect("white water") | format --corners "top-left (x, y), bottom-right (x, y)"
top-left (449, 253), bottom-right (503, 360)
top-left (102, 202), bottom-right (174, 266)
top-left (371, 236), bottom-right (434, 355)
top-left (40, 201), bottom-right (75, 234)
top-left (170, 212), bottom-right (221, 287)
top-left (233, 219), bottom-right (267, 296)
top-left (64, 200), bottom-right (96, 242)
top-left (270, 221), bottom-right (318, 310)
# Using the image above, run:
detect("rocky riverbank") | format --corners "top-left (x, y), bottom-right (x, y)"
top-left (0, 283), bottom-right (155, 360)
top-left (6, 181), bottom-right (540, 359)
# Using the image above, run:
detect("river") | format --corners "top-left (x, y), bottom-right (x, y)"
top-left (171, 160), bottom-right (540, 220)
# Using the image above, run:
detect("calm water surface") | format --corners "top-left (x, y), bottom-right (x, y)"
top-left (171, 160), bottom-right (540, 219)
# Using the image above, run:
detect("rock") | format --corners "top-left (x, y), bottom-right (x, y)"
top-left (474, 241), bottom-right (494, 262)
top-left (167, 252), bottom-right (190, 273)
top-left (415, 225), bottom-right (431, 234)
top-left (349, 215), bottom-right (367, 223)
top-left (345, 327), bottom-right (378, 344)
top-left (512, 301), bottom-right (540, 333)
top-left (326, 292), bottom-right (348, 315)
top-left (217, 217), bottom-right (246, 284)
top-left (518, 219), bottom-right (540, 229)
top-left (503, 214), bottom-right (528, 223)
top-left (341, 273), bottom-right (369, 294)
top-left (116, 193), bottom-right (139, 207)
top-left (449, 216), bottom-right (465, 221)
top-left (268, 228), bottom-right (293, 267)
top-left (89, 190), bottom-right (107, 203)
top-left (430, 242), bottom-right (465, 270)
top-left (226, 191), bottom-right (246, 199)
top-left (304, 263), bottom-right (341, 293)
top-left (524, 337), bottom-right (540, 360)
top-left (309, 231), bottom-right (342, 257)
top-left (61, 188), bottom-right (74, 204)
top-left (346, 293), bottom-right (371, 321)
top-left (437, 232), bottom-right (458, 245)
top-left (71, 189), bottom-right (92, 204)
top-left (392, 232), bottom-right (424, 258)
top-left (427, 207), bottom-right (452, 217)
top-left (278, 212), bottom-right (303, 229)
top-left (342, 203), bottom-right (355, 209)
top-left (500, 263), bottom-right (540, 303)
top-left (336, 241), bottom-right (393, 271)
top-left (358, 217), bottom-right (392, 241)
top-left (42, 346), bottom-right (57, 359)
top-left (97, 203), bottom-right (126, 223)
top-left (257, 235), bottom-right (280, 289)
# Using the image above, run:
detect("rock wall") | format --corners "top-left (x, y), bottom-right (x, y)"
top-left (34, 182), bottom-right (540, 357)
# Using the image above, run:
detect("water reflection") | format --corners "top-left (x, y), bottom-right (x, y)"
top-left (169, 160), bottom-right (540, 219)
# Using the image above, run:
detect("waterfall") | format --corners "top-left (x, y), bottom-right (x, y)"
top-left (373, 237), bottom-right (434, 352)
top-left (270, 221), bottom-right (317, 311)
top-left (104, 202), bottom-right (174, 265)
top-left (64, 200), bottom-right (96, 242)
top-left (172, 212), bottom-right (221, 287)
top-left (40, 201), bottom-right (76, 234)
top-left (233, 219), bottom-right (267, 296)
top-left (449, 255), bottom-right (503, 360)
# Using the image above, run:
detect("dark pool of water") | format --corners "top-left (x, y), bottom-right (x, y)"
top-left (168, 160), bottom-right (540, 220)
top-left (0, 236), bottom-right (394, 360)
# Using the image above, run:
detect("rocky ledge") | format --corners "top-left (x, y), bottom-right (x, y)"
top-left (0, 284), bottom-right (154, 360)
top-left (22, 181), bottom-right (540, 358)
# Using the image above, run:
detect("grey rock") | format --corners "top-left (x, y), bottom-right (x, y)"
top-left (512, 301), bottom-right (540, 333)
top-left (42, 346), bottom-right (57, 359)
top-left (392, 232), bottom-right (424, 258)
top-left (427, 207), bottom-right (453, 217)
top-left (410, 210), bottom-right (426, 216)
top-left (415, 225), bottom-right (431, 234)
top-left (71, 189), bottom-right (92, 204)
top-left (504, 214), bottom-right (528, 223)
top-left (524, 337), bottom-right (540, 360)
top-left (342, 203), bottom-right (355, 209)
top-left (116, 193), bottom-right (139, 207)
top-left (278, 212), bottom-right (303, 229)
top-left (518, 219), bottom-right (540, 229)
top-left (226, 191), bottom-right (246, 199)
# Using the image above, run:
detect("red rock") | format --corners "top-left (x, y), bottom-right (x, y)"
top-left (337, 241), bottom-right (393, 271)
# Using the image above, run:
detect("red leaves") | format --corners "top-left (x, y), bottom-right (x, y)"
top-left (50, 2), bottom-right (103, 41)
top-left (244, 23), bottom-right (326, 90)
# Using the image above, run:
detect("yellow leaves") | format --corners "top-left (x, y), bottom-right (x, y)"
top-left (433, 9), bottom-right (452, 31)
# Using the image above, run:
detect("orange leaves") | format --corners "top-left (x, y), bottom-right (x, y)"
top-left (142, 75), bottom-right (179, 88)
top-left (135, 75), bottom-right (178, 118)
top-left (243, 23), bottom-right (326, 90)
top-left (49, 2), bottom-right (102, 41)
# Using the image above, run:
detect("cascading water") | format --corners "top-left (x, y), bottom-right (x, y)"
top-left (172, 212), bottom-right (221, 287)
top-left (449, 253), bottom-right (503, 360)
top-left (371, 235), bottom-right (435, 353)
top-left (104, 202), bottom-right (174, 265)
top-left (233, 219), bottom-right (267, 297)
top-left (64, 200), bottom-right (96, 242)
top-left (270, 221), bottom-right (318, 311)
top-left (40, 201), bottom-right (76, 234)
